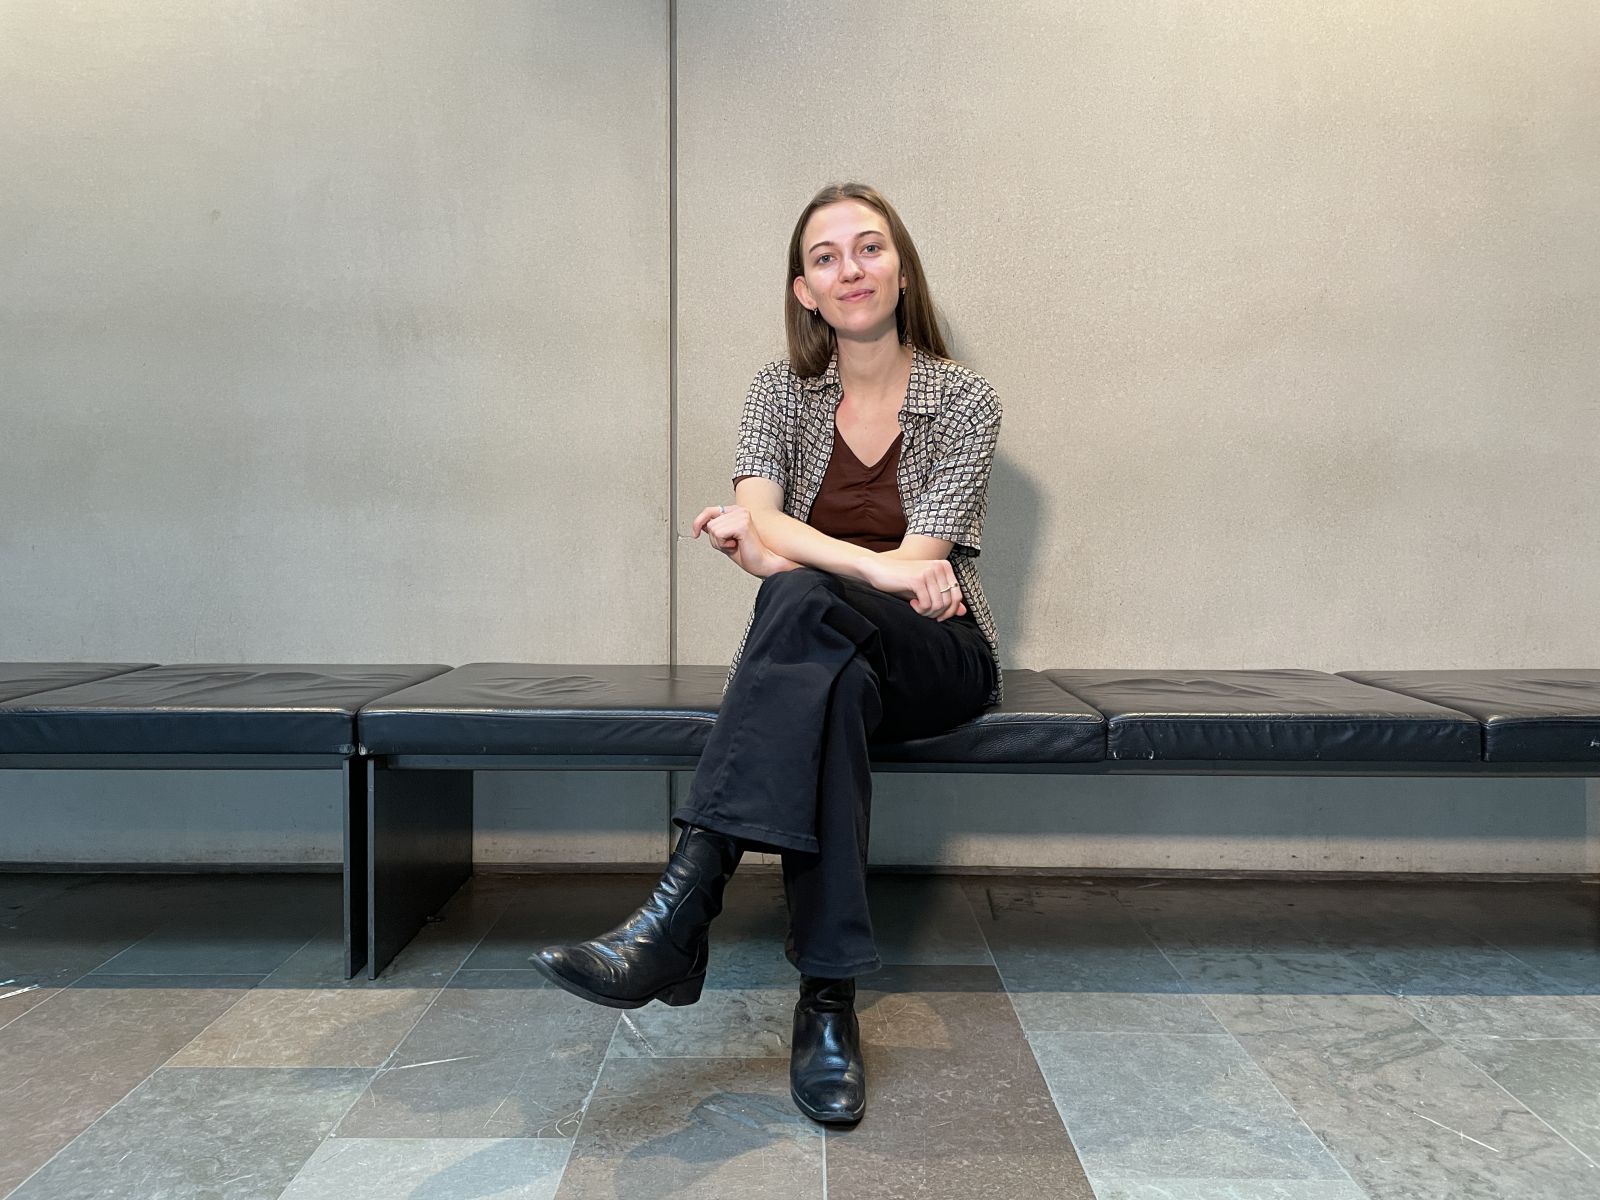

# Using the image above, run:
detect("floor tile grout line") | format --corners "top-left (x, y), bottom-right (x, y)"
top-left (2, 1049), bottom-right (198, 1198)
top-left (0, 984), bottom-right (61, 1033)
top-left (0, 959), bottom-right (294, 1199)
top-left (369, 882), bottom-right (516, 1076)
top-left (0, 893), bottom-right (173, 1032)
top-left (1269, 887), bottom-right (1600, 1180)
top-left (1404, 1013), bottom-right (1600, 1174)
top-left (1112, 885), bottom-right (1389, 1200)
top-left (1474, 926), bottom-right (1600, 1005)
top-left (269, 1065), bottom-right (385, 1200)
top-left (566, 1015), bottom-right (629, 1146)
top-left (957, 880), bottom-right (1102, 1198)
top-left (268, 885), bottom-right (523, 1191)
top-left (159, 933), bottom-right (319, 1065)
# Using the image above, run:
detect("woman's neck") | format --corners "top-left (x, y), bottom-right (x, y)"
top-left (835, 338), bottom-right (913, 412)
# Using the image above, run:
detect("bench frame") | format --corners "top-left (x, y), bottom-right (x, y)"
top-left (361, 752), bottom-right (1599, 980)
top-left (3, 752), bottom-right (372, 978)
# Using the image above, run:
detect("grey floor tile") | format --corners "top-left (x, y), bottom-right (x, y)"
top-left (1112, 883), bottom-right (1342, 957)
top-left (0, 879), bottom-right (171, 993)
top-left (1030, 1031), bottom-right (1347, 1186)
top-left (869, 874), bottom-right (993, 965)
top-left (1399, 991), bottom-right (1600, 1040)
top-left (335, 970), bottom-right (618, 1139)
top-left (825, 964), bottom-right (1095, 1200)
top-left (1447, 1035), bottom-right (1600, 1163)
top-left (1207, 992), bottom-right (1598, 1199)
top-left (1160, 950), bottom-right (1382, 999)
top-left (1090, 1180), bottom-right (1370, 1200)
top-left (1454, 900), bottom-right (1600, 996)
top-left (703, 872), bottom-right (798, 988)
top-left (280, 1137), bottom-right (571, 1200)
top-left (0, 976), bottom-right (255, 1196)
top-left (0, 980), bottom-right (57, 1030)
top-left (967, 880), bottom-right (1220, 1034)
top-left (167, 984), bottom-right (440, 1068)
top-left (160, 882), bottom-right (511, 1068)
top-left (8, 1066), bottom-right (371, 1200)
top-left (0, 873), bottom-right (88, 921)
top-left (555, 1057), bottom-right (820, 1199)
top-left (609, 987), bottom-right (793, 1059)
top-left (90, 905), bottom-right (325, 976)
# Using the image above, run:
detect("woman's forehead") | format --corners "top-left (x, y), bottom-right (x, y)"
top-left (806, 201), bottom-right (888, 243)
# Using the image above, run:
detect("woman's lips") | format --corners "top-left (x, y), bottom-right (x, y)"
top-left (841, 290), bottom-right (873, 302)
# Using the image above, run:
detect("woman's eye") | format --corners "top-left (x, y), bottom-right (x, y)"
top-left (816, 254), bottom-right (832, 265)
top-left (864, 244), bottom-right (881, 253)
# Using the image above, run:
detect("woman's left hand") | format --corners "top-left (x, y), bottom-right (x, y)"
top-left (691, 504), bottom-right (796, 579)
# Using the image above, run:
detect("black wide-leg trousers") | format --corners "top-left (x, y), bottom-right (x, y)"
top-left (672, 566), bottom-right (996, 978)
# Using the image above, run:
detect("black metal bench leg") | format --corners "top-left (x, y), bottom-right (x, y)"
top-left (366, 760), bottom-right (474, 979)
top-left (343, 755), bottom-right (370, 979)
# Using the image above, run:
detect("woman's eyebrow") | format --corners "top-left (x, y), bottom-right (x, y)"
top-left (806, 230), bottom-right (887, 255)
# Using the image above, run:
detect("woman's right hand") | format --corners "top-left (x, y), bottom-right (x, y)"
top-left (858, 555), bottom-right (967, 621)
top-left (691, 504), bottom-right (795, 579)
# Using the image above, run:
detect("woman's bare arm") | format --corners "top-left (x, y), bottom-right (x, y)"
top-left (732, 478), bottom-right (965, 619)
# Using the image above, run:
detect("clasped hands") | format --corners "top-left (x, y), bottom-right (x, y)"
top-left (690, 504), bottom-right (967, 622)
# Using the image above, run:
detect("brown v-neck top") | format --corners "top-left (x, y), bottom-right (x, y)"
top-left (806, 421), bottom-right (908, 553)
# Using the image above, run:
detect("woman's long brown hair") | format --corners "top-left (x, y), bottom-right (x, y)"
top-left (784, 183), bottom-right (951, 378)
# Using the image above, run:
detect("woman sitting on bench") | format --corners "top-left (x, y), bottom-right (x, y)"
top-left (531, 181), bottom-right (1004, 1126)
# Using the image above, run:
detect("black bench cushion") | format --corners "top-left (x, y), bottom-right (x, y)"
top-left (358, 665), bottom-right (1101, 764)
top-left (0, 663), bottom-right (156, 704)
top-left (1338, 670), bottom-right (1600, 762)
top-left (358, 664), bottom-right (723, 757)
top-left (0, 664), bottom-right (451, 755)
top-left (1043, 669), bottom-right (1481, 761)
top-left (869, 670), bottom-right (1103, 763)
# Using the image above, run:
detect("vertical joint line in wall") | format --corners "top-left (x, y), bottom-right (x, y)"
top-left (667, 0), bottom-right (679, 669)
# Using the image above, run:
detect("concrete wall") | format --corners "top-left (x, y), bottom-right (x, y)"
top-left (2, 1), bottom-right (1596, 872)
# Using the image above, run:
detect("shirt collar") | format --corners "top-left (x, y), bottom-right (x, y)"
top-left (800, 344), bottom-right (941, 417)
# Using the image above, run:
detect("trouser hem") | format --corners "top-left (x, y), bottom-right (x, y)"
top-left (671, 810), bottom-right (820, 856)
top-left (789, 954), bottom-right (883, 978)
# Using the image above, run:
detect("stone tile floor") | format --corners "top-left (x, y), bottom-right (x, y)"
top-left (1, 869), bottom-right (1597, 1198)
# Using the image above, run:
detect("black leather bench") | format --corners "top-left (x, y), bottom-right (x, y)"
top-left (354, 664), bottom-right (1600, 977)
top-left (0, 663), bottom-right (449, 977)
top-left (4, 662), bottom-right (1597, 980)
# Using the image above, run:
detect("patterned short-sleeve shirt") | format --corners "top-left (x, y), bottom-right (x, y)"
top-left (726, 344), bottom-right (1004, 708)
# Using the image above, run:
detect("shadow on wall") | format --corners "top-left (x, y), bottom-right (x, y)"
top-left (943, 324), bottom-right (1042, 667)
top-left (980, 451), bottom-right (1040, 668)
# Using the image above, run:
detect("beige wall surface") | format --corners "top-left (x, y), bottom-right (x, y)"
top-left (2, 0), bottom-right (671, 664)
top-left (2, 1), bottom-right (1596, 869)
top-left (675, 0), bottom-right (1599, 674)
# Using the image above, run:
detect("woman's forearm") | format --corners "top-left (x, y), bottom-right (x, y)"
top-left (750, 510), bottom-right (879, 581)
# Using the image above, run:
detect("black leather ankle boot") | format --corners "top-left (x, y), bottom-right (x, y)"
top-left (790, 974), bottom-right (866, 1124)
top-left (528, 825), bottom-right (742, 1009)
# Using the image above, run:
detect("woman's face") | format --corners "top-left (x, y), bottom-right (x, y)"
top-left (794, 200), bottom-right (907, 342)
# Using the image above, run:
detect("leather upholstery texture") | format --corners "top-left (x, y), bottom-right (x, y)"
top-left (0, 663), bottom-right (156, 704)
top-left (1044, 668), bottom-right (1483, 762)
top-left (355, 665), bottom-right (1099, 763)
top-left (5, 662), bottom-right (1597, 765)
top-left (0, 664), bottom-right (451, 755)
top-left (1338, 669), bottom-right (1600, 762)
top-left (357, 663), bottom-right (727, 757)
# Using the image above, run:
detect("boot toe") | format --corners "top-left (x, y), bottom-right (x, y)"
top-left (792, 1076), bottom-right (865, 1124)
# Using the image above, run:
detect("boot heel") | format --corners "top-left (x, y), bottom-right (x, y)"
top-left (657, 973), bottom-right (706, 1006)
